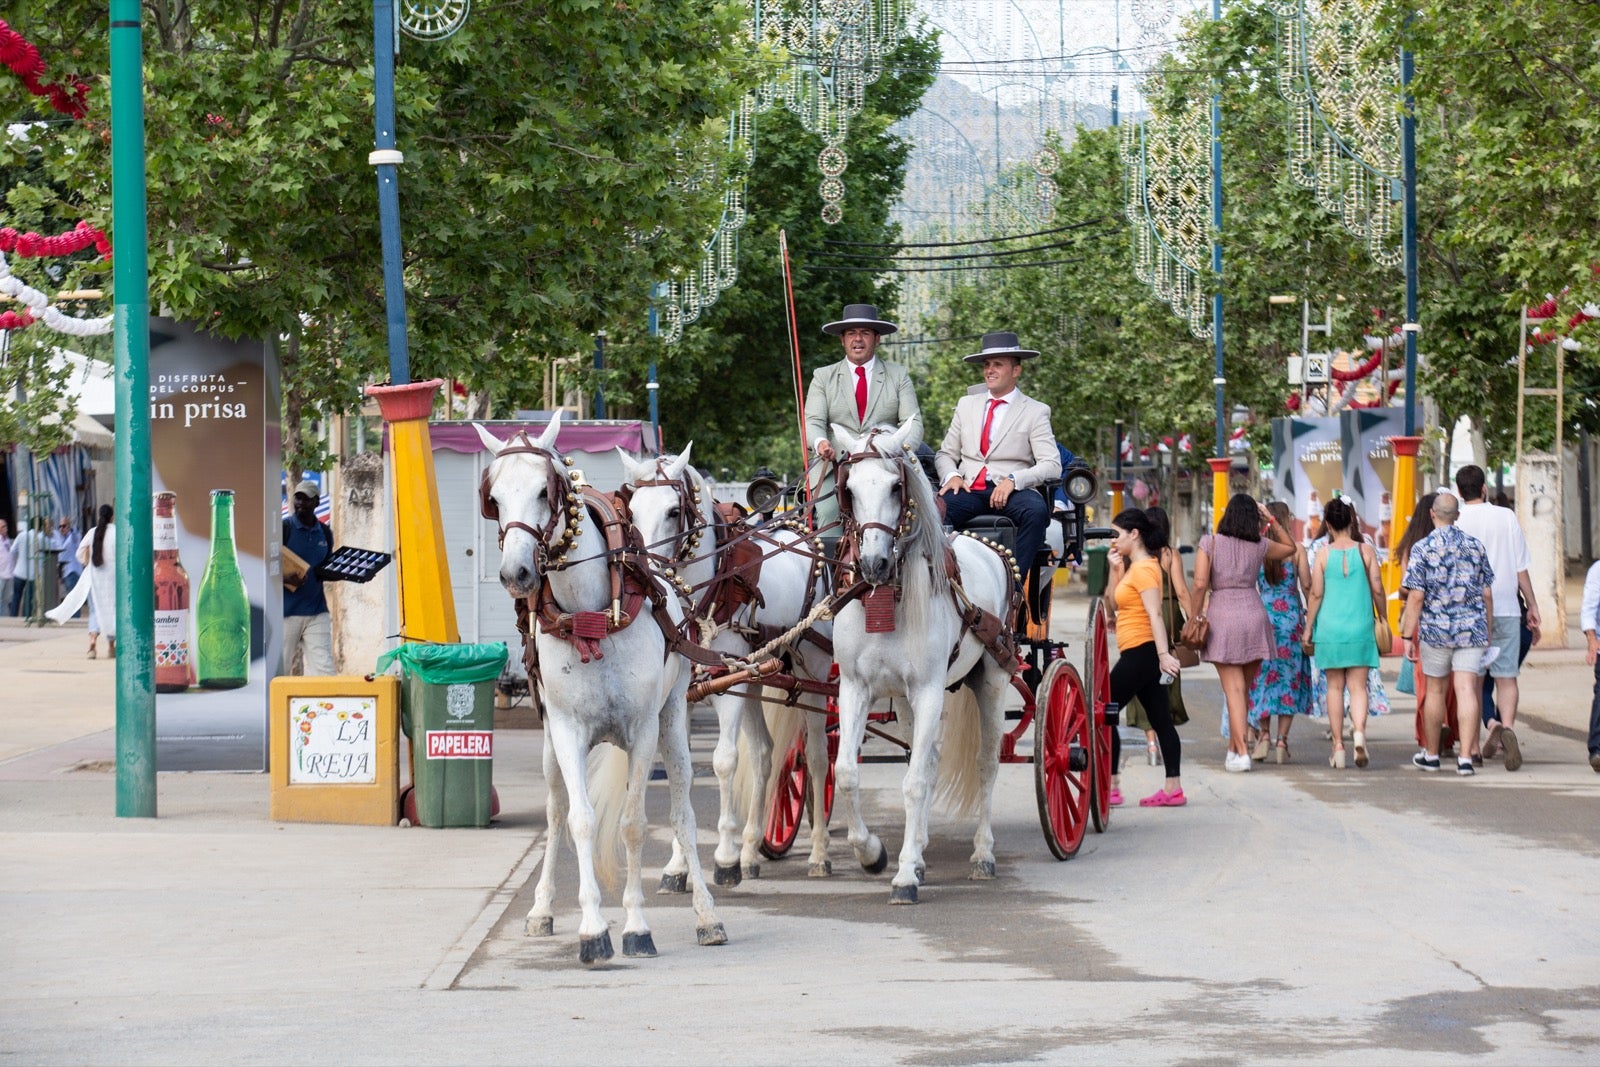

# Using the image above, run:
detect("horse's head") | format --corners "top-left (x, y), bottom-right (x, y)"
top-left (833, 420), bottom-right (924, 586)
top-left (619, 445), bottom-right (704, 566)
top-left (475, 414), bottom-right (574, 598)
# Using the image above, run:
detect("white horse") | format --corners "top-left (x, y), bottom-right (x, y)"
top-left (620, 448), bottom-right (835, 883)
top-left (475, 417), bottom-right (726, 964)
top-left (829, 421), bottom-right (1014, 904)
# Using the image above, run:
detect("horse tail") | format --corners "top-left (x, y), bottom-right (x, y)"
top-left (587, 743), bottom-right (631, 892)
top-left (934, 685), bottom-right (985, 819)
top-left (758, 703), bottom-right (807, 817)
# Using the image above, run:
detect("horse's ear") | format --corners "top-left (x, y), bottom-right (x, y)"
top-left (617, 448), bottom-right (648, 482)
top-left (831, 423), bottom-right (862, 454)
top-left (473, 423), bottom-right (506, 456)
top-left (880, 419), bottom-right (916, 456)
top-left (665, 444), bottom-right (693, 480)
top-left (537, 409), bottom-right (563, 451)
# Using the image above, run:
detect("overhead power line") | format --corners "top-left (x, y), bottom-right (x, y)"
top-left (805, 256), bottom-right (1089, 274)
top-left (822, 216), bottom-right (1110, 250)
top-left (811, 228), bottom-right (1120, 263)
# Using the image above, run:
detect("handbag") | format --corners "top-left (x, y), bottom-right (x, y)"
top-left (1179, 614), bottom-right (1209, 651)
top-left (1373, 615), bottom-right (1392, 656)
top-left (1396, 656), bottom-right (1415, 696)
top-left (1160, 561), bottom-right (1201, 667)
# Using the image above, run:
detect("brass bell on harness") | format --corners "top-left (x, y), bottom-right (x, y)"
top-left (564, 456), bottom-right (574, 466)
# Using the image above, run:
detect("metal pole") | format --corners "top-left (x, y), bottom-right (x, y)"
top-left (646, 293), bottom-right (661, 450)
top-left (1400, 39), bottom-right (1418, 435)
top-left (372, 0), bottom-right (410, 386)
top-left (592, 332), bottom-right (606, 419)
top-left (1211, 0), bottom-right (1226, 462)
top-left (109, 0), bottom-right (156, 817)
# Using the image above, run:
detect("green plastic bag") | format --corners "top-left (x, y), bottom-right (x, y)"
top-left (375, 641), bottom-right (509, 685)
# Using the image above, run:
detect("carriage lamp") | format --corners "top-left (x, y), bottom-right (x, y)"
top-left (1062, 466), bottom-right (1098, 506)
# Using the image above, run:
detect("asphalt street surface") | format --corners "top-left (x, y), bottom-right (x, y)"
top-left (2, 587), bottom-right (1598, 1065)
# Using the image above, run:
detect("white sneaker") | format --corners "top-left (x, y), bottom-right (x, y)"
top-left (1224, 751), bottom-right (1253, 773)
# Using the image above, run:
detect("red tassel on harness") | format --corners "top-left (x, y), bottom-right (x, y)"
top-left (571, 611), bottom-right (610, 640)
top-left (863, 585), bottom-right (898, 633)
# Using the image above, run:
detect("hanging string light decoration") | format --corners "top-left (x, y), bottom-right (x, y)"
top-left (1268, 0), bottom-right (1401, 267)
top-left (1120, 84), bottom-right (1213, 339)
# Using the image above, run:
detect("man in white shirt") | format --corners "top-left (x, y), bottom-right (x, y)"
top-left (1454, 464), bottom-right (1541, 771)
top-left (1582, 556), bottom-right (1600, 772)
top-left (0, 518), bottom-right (14, 617)
top-left (9, 518), bottom-right (46, 617)
top-left (52, 517), bottom-right (83, 590)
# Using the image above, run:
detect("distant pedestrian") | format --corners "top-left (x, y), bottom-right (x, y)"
top-left (1454, 464), bottom-right (1540, 770)
top-left (1303, 498), bottom-right (1385, 769)
top-left (53, 517), bottom-right (83, 591)
top-left (1116, 507), bottom-right (1193, 776)
top-left (1248, 500), bottom-right (1310, 763)
top-left (48, 505), bottom-right (117, 658)
top-left (0, 518), bottom-right (14, 617)
top-left (9, 517), bottom-right (47, 617)
top-left (1106, 508), bottom-right (1186, 807)
top-left (1582, 557), bottom-right (1599, 773)
top-left (1400, 493), bottom-right (1493, 777)
top-left (282, 481), bottom-right (335, 676)
top-left (1191, 494), bottom-right (1296, 772)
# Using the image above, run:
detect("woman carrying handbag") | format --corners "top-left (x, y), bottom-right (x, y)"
top-left (1302, 498), bottom-right (1387, 768)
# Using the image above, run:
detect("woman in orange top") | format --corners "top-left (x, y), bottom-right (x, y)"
top-left (1107, 508), bottom-right (1187, 806)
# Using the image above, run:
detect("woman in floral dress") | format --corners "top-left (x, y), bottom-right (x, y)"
top-left (1246, 501), bottom-right (1310, 762)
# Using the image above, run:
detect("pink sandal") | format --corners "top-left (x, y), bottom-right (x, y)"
top-left (1107, 788), bottom-right (1124, 807)
top-left (1139, 789), bottom-right (1187, 807)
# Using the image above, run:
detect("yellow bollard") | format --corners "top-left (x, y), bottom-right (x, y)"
top-left (367, 379), bottom-right (460, 645)
top-left (1384, 435), bottom-right (1423, 631)
top-left (1108, 479), bottom-right (1126, 517)
top-left (1207, 457), bottom-right (1232, 531)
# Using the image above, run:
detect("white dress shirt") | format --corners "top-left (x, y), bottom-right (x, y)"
top-left (1582, 558), bottom-right (1600, 637)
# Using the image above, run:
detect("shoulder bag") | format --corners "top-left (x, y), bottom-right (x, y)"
top-left (1161, 558), bottom-right (1200, 666)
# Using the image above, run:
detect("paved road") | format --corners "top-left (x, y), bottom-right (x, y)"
top-left (2, 585), bottom-right (1597, 1065)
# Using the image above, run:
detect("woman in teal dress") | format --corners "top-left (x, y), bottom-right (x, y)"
top-left (1302, 498), bottom-right (1385, 769)
top-left (1247, 501), bottom-right (1310, 762)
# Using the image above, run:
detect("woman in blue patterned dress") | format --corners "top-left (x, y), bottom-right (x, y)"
top-left (1247, 501), bottom-right (1310, 762)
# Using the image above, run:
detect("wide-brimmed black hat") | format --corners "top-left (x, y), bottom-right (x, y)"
top-left (822, 303), bottom-right (898, 336)
top-left (963, 330), bottom-right (1040, 364)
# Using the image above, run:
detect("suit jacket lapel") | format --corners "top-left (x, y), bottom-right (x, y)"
top-left (987, 394), bottom-right (1030, 455)
top-left (864, 362), bottom-right (890, 429)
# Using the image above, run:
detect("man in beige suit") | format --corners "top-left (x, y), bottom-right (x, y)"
top-left (936, 331), bottom-right (1061, 573)
top-left (804, 303), bottom-right (923, 524)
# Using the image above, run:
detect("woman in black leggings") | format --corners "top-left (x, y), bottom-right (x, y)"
top-left (1107, 508), bottom-right (1186, 807)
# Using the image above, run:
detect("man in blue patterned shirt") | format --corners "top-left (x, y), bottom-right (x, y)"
top-left (1399, 492), bottom-right (1494, 776)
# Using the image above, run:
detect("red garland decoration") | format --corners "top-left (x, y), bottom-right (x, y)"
top-left (0, 220), bottom-right (111, 259)
top-left (1329, 347), bottom-right (1383, 382)
top-left (0, 309), bottom-right (37, 331)
top-left (0, 19), bottom-right (90, 119)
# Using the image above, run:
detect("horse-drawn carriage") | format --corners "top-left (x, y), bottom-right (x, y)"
top-left (475, 416), bottom-right (1119, 962)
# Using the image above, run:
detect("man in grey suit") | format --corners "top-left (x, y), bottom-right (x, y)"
top-left (936, 331), bottom-right (1061, 575)
top-left (804, 303), bottom-right (923, 524)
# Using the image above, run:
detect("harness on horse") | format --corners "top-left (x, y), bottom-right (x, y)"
top-left (479, 437), bottom-right (726, 684)
top-left (833, 432), bottom-right (1025, 675)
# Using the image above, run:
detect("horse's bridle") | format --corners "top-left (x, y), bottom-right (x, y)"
top-left (618, 458), bottom-right (706, 565)
top-left (478, 434), bottom-right (583, 570)
top-left (835, 431), bottom-right (917, 547)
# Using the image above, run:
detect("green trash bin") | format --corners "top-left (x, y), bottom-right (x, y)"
top-left (377, 642), bottom-right (509, 828)
top-left (1084, 544), bottom-right (1110, 598)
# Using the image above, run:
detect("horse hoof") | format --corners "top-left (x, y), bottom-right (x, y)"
top-left (621, 931), bottom-right (657, 958)
top-left (862, 844), bottom-right (889, 875)
top-left (657, 871), bottom-right (688, 894)
top-left (527, 915), bottom-right (555, 937)
top-left (889, 883), bottom-right (919, 905)
top-left (970, 860), bottom-right (996, 881)
top-left (914, 863), bottom-right (926, 885)
top-left (696, 923), bottom-right (729, 947)
top-left (578, 931), bottom-right (614, 965)
top-left (741, 862), bottom-right (761, 881)
top-left (713, 863), bottom-right (742, 887)
top-left (808, 861), bottom-right (833, 878)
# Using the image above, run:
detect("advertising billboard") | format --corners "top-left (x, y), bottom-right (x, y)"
top-left (148, 319), bottom-right (281, 771)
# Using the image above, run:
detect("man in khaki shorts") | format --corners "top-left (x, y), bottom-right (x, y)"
top-left (1399, 492), bottom-right (1494, 777)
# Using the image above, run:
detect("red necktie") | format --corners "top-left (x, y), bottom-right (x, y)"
top-left (854, 366), bottom-right (868, 423)
top-left (971, 397), bottom-right (1006, 491)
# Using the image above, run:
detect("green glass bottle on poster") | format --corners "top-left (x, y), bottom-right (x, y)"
top-left (196, 489), bottom-right (249, 689)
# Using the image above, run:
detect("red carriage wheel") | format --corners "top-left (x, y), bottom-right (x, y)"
top-left (1087, 597), bottom-right (1114, 833)
top-left (759, 735), bottom-right (809, 860)
top-left (1034, 658), bottom-right (1092, 860)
